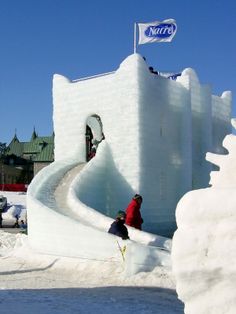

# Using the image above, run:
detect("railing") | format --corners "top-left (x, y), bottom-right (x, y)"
top-left (72, 71), bottom-right (116, 82)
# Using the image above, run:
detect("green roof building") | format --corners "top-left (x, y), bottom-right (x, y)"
top-left (2, 129), bottom-right (54, 184)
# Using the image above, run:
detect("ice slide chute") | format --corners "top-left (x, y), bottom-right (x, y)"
top-left (27, 147), bottom-right (171, 274)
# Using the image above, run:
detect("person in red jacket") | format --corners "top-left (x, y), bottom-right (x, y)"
top-left (125, 194), bottom-right (143, 230)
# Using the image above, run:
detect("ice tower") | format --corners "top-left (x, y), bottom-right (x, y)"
top-left (52, 53), bottom-right (231, 237)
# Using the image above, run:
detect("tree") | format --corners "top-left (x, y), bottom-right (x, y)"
top-left (0, 143), bottom-right (7, 159)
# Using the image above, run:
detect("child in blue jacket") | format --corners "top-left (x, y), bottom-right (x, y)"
top-left (108, 211), bottom-right (129, 240)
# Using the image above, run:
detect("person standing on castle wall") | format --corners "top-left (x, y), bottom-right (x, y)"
top-left (149, 66), bottom-right (158, 75)
top-left (125, 194), bottom-right (143, 230)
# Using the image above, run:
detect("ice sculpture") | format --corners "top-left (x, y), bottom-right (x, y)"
top-left (52, 54), bottom-right (231, 236)
top-left (27, 53), bottom-right (232, 273)
top-left (172, 119), bottom-right (236, 314)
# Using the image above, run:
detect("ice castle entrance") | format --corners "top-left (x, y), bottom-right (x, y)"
top-left (85, 114), bottom-right (104, 161)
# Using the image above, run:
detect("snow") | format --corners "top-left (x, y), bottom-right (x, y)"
top-left (25, 53), bottom-right (231, 277)
top-left (0, 193), bottom-right (183, 314)
top-left (26, 54), bottom-right (233, 288)
top-left (172, 120), bottom-right (236, 314)
top-left (52, 53), bottom-right (231, 237)
top-left (0, 191), bottom-right (27, 227)
top-left (27, 156), bottom-right (171, 275)
top-left (1, 53), bottom-right (232, 313)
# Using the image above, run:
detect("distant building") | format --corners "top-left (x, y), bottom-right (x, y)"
top-left (0, 129), bottom-right (54, 184)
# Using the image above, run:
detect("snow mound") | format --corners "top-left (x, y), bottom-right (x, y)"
top-left (0, 191), bottom-right (27, 226)
top-left (0, 230), bottom-right (175, 290)
top-left (172, 118), bottom-right (236, 314)
top-left (0, 230), bottom-right (23, 256)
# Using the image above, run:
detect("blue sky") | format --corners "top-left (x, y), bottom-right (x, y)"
top-left (0, 0), bottom-right (235, 144)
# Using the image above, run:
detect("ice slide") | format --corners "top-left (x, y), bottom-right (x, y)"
top-left (27, 141), bottom-right (171, 275)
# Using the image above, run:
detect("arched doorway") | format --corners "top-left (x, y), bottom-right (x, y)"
top-left (85, 114), bottom-right (104, 161)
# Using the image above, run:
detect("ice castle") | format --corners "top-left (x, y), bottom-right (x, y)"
top-left (26, 53), bottom-right (231, 272)
top-left (52, 53), bottom-right (231, 237)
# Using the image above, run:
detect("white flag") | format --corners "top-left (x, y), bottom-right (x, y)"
top-left (138, 19), bottom-right (177, 45)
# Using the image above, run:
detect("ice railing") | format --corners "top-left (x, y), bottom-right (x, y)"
top-left (72, 71), bottom-right (116, 83)
top-left (71, 70), bottom-right (182, 83)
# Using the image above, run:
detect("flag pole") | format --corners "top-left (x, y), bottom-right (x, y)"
top-left (134, 22), bottom-right (137, 53)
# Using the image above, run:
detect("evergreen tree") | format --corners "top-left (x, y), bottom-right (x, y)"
top-left (0, 143), bottom-right (7, 158)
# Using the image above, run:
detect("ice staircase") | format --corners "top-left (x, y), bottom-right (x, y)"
top-left (27, 153), bottom-right (172, 275)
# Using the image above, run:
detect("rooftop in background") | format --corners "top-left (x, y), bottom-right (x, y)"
top-left (6, 129), bottom-right (54, 162)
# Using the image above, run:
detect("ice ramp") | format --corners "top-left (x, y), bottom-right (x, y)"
top-left (27, 157), bottom-right (171, 275)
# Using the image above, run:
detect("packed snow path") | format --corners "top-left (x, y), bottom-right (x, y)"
top-left (54, 163), bottom-right (86, 218)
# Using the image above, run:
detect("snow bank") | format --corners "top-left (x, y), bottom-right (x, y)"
top-left (1, 194), bottom-right (174, 289)
top-left (0, 229), bottom-right (182, 314)
top-left (0, 229), bottom-right (174, 289)
top-left (172, 119), bottom-right (236, 314)
top-left (0, 191), bottom-right (27, 226)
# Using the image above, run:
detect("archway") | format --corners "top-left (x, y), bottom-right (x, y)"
top-left (85, 114), bottom-right (104, 161)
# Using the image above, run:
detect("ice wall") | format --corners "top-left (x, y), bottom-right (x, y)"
top-left (138, 66), bottom-right (192, 235)
top-left (212, 91), bottom-right (232, 154)
top-left (27, 52), bottom-right (233, 278)
top-left (54, 54), bottom-right (187, 235)
top-left (67, 141), bottom-right (172, 249)
top-left (172, 119), bottom-right (236, 314)
top-left (180, 69), bottom-right (212, 189)
top-left (53, 53), bottom-right (231, 237)
top-left (53, 55), bottom-right (142, 197)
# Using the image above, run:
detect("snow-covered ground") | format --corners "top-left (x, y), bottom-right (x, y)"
top-left (0, 191), bottom-right (27, 227)
top-left (0, 192), bottom-right (183, 314)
